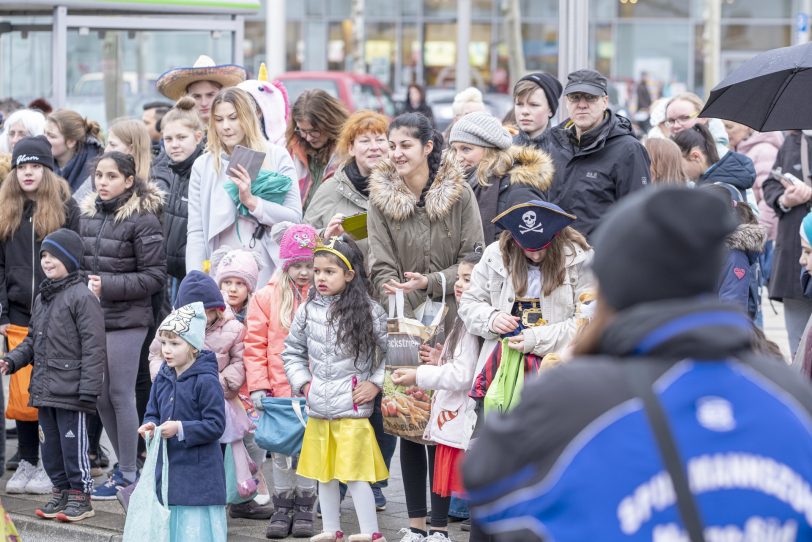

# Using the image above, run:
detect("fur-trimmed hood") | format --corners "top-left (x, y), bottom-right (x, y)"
top-left (502, 145), bottom-right (554, 192)
top-left (726, 223), bottom-right (765, 253)
top-left (369, 156), bottom-right (466, 222)
top-left (80, 182), bottom-right (165, 222)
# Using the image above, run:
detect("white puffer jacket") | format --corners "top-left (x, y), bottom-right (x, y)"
top-left (283, 293), bottom-right (388, 420)
top-left (458, 240), bottom-right (595, 371)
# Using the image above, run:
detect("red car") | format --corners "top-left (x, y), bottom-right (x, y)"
top-left (276, 71), bottom-right (397, 116)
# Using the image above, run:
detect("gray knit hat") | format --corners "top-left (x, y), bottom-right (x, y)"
top-left (449, 112), bottom-right (512, 150)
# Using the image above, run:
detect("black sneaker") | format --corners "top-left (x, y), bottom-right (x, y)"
top-left (55, 490), bottom-right (95, 522)
top-left (461, 519), bottom-right (471, 532)
top-left (36, 488), bottom-right (68, 519)
top-left (6, 451), bottom-right (19, 471)
top-left (228, 499), bottom-right (273, 520)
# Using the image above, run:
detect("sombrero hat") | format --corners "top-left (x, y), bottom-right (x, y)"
top-left (156, 55), bottom-right (247, 101)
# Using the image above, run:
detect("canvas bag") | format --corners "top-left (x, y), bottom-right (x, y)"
top-left (122, 433), bottom-right (170, 542)
top-left (483, 339), bottom-right (525, 416)
top-left (382, 275), bottom-right (448, 444)
top-left (255, 396), bottom-right (308, 456)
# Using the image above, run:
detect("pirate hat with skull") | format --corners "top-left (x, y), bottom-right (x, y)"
top-left (158, 301), bottom-right (206, 350)
top-left (493, 199), bottom-right (576, 250)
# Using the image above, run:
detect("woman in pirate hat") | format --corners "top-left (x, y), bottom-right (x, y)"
top-left (457, 194), bottom-right (595, 402)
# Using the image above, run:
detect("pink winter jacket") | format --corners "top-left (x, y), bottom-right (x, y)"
top-left (149, 306), bottom-right (246, 398)
top-left (737, 131), bottom-right (784, 241)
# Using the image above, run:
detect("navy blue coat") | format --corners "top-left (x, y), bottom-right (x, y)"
top-left (144, 350), bottom-right (226, 506)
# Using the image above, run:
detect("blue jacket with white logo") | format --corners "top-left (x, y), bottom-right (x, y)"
top-left (464, 298), bottom-right (812, 541)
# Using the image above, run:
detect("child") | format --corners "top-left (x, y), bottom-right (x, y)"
top-left (0, 228), bottom-right (106, 522)
top-left (245, 222), bottom-right (319, 538)
top-left (213, 247), bottom-right (260, 323)
top-left (283, 236), bottom-right (389, 542)
top-left (391, 251), bottom-right (484, 541)
top-left (138, 301), bottom-right (227, 541)
top-left (78, 151), bottom-right (165, 499)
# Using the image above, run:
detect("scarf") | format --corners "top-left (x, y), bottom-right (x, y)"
top-left (57, 137), bottom-right (102, 193)
top-left (168, 143), bottom-right (205, 180)
top-left (40, 272), bottom-right (83, 302)
top-left (345, 159), bottom-right (370, 197)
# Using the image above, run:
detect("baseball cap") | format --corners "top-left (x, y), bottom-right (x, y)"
top-left (564, 69), bottom-right (609, 97)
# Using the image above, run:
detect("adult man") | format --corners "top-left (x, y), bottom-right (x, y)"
top-left (155, 55), bottom-right (246, 123)
top-left (141, 101), bottom-right (172, 156)
top-left (547, 69), bottom-right (650, 238)
top-left (464, 186), bottom-right (812, 541)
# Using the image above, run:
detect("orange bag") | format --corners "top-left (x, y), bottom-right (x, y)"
top-left (5, 324), bottom-right (37, 421)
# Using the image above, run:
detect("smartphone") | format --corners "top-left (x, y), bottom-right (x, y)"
top-left (229, 145), bottom-right (266, 181)
top-left (773, 167), bottom-right (806, 187)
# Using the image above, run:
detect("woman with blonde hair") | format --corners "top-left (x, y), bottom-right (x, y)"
top-left (187, 87), bottom-right (302, 287)
top-left (285, 89), bottom-right (349, 210)
top-left (105, 118), bottom-right (153, 188)
top-left (644, 137), bottom-right (688, 185)
top-left (44, 109), bottom-right (103, 197)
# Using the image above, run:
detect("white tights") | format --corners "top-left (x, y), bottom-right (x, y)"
top-left (319, 479), bottom-right (378, 535)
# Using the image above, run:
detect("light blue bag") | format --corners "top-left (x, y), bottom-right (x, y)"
top-left (224, 443), bottom-right (257, 505)
top-left (255, 397), bottom-right (308, 456)
top-left (123, 433), bottom-right (170, 542)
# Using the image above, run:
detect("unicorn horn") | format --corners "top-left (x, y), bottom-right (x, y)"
top-left (258, 63), bottom-right (268, 82)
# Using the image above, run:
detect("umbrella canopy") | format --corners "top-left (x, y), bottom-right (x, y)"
top-left (699, 41), bottom-right (812, 131)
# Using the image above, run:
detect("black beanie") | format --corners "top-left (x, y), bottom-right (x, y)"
top-left (177, 270), bottom-right (227, 310)
top-left (591, 187), bottom-right (738, 311)
top-left (516, 72), bottom-right (564, 116)
top-left (12, 135), bottom-right (55, 171)
top-left (41, 229), bottom-right (84, 274)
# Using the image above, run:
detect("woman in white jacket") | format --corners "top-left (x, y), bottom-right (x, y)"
top-left (458, 198), bottom-right (595, 397)
top-left (187, 87), bottom-right (302, 286)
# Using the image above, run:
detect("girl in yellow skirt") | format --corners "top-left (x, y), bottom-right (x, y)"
top-left (283, 236), bottom-right (389, 542)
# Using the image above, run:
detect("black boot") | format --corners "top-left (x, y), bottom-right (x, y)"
top-left (229, 499), bottom-right (273, 520)
top-left (36, 488), bottom-right (69, 519)
top-left (55, 490), bottom-right (95, 522)
top-left (265, 494), bottom-right (294, 539)
top-left (290, 492), bottom-right (317, 538)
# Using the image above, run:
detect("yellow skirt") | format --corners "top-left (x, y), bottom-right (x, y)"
top-left (297, 418), bottom-right (389, 484)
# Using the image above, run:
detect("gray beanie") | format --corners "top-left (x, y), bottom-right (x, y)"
top-left (449, 112), bottom-right (512, 150)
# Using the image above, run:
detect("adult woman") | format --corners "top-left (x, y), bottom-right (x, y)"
top-left (0, 136), bottom-right (79, 493)
top-left (105, 118), bottom-right (154, 189)
top-left (304, 110), bottom-right (389, 259)
top-left (644, 137), bottom-right (687, 185)
top-left (672, 124), bottom-right (755, 199)
top-left (44, 109), bottom-right (103, 196)
top-left (367, 112), bottom-right (483, 541)
top-left (285, 89), bottom-right (348, 210)
top-left (187, 87), bottom-right (302, 287)
top-left (0, 109), bottom-right (47, 153)
top-left (511, 72), bottom-right (563, 151)
top-left (401, 84), bottom-right (434, 127)
top-left (665, 92), bottom-right (730, 158)
top-left (447, 111), bottom-right (554, 243)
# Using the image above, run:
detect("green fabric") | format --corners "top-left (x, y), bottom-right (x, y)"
top-left (224, 443), bottom-right (256, 504)
top-left (303, 159), bottom-right (327, 209)
top-left (122, 434), bottom-right (170, 542)
top-left (224, 169), bottom-right (292, 217)
top-left (484, 339), bottom-right (525, 416)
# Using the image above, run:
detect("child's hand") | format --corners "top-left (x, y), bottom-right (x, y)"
top-left (419, 342), bottom-right (443, 365)
top-left (160, 421), bottom-right (181, 439)
top-left (0, 359), bottom-right (9, 375)
top-left (352, 381), bottom-right (380, 405)
top-left (138, 422), bottom-right (156, 439)
top-left (324, 213), bottom-right (346, 239)
top-left (391, 368), bottom-right (418, 387)
top-left (87, 274), bottom-right (102, 298)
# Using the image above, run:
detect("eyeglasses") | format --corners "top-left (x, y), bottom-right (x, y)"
top-left (665, 113), bottom-right (698, 128)
top-left (295, 127), bottom-right (321, 139)
top-left (566, 93), bottom-right (601, 104)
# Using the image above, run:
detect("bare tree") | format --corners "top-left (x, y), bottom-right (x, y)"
top-left (503, 0), bottom-right (526, 86)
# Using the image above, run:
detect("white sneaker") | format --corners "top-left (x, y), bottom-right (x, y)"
top-left (25, 464), bottom-right (53, 494)
top-left (6, 460), bottom-right (36, 494)
top-left (397, 528), bottom-right (425, 542)
top-left (424, 533), bottom-right (452, 541)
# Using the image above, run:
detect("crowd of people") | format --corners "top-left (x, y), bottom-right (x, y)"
top-left (0, 53), bottom-right (811, 542)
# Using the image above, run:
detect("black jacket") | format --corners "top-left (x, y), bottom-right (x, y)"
top-left (547, 110), bottom-right (651, 238)
top-left (5, 273), bottom-right (106, 412)
top-left (161, 144), bottom-right (204, 280)
top-left (512, 128), bottom-right (553, 154)
top-left (79, 184), bottom-right (166, 330)
top-left (0, 198), bottom-right (80, 326)
top-left (464, 299), bottom-right (812, 541)
top-left (763, 132), bottom-right (812, 301)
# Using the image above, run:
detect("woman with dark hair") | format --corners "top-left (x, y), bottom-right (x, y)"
top-left (285, 89), bottom-right (349, 210)
top-left (671, 123), bottom-right (755, 199)
top-left (402, 84), bottom-right (435, 127)
top-left (367, 112), bottom-right (483, 540)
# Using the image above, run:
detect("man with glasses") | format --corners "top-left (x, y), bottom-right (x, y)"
top-left (547, 69), bottom-right (651, 238)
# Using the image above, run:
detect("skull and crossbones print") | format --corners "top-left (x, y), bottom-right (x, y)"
top-left (519, 210), bottom-right (545, 234)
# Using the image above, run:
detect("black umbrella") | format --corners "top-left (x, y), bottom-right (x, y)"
top-left (699, 41), bottom-right (812, 131)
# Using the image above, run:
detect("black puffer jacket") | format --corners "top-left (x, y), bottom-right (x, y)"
top-left (0, 198), bottom-right (80, 327)
top-left (161, 144), bottom-right (204, 280)
top-left (79, 183), bottom-right (166, 330)
top-left (4, 273), bottom-right (106, 413)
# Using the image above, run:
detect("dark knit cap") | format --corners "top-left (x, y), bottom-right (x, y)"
top-left (591, 187), bottom-right (738, 311)
top-left (177, 270), bottom-right (227, 310)
top-left (12, 135), bottom-right (55, 171)
top-left (40, 229), bottom-right (84, 274)
top-left (517, 72), bottom-right (564, 116)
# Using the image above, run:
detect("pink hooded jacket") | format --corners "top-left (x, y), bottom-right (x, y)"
top-left (737, 131), bottom-right (784, 241)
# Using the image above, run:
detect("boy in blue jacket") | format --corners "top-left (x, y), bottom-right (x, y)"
top-left (136, 301), bottom-right (227, 541)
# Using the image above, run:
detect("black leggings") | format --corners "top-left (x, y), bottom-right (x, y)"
top-left (16, 420), bottom-right (39, 465)
top-left (399, 438), bottom-right (450, 528)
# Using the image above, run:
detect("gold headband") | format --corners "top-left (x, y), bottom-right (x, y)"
top-left (314, 237), bottom-right (353, 271)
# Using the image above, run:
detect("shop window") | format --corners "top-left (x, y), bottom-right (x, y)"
top-left (423, 0), bottom-right (456, 17)
top-left (520, 0), bottom-right (558, 18)
top-left (721, 0), bottom-right (792, 19)
top-left (0, 23), bottom-right (52, 104)
top-left (365, 23), bottom-right (395, 88)
top-left (722, 24), bottom-right (791, 51)
top-left (617, 0), bottom-right (689, 18)
top-left (327, 0), bottom-right (351, 17)
top-left (521, 23), bottom-right (558, 75)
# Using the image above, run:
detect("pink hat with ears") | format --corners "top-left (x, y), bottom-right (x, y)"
top-left (279, 224), bottom-right (318, 269)
top-left (213, 248), bottom-right (261, 293)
